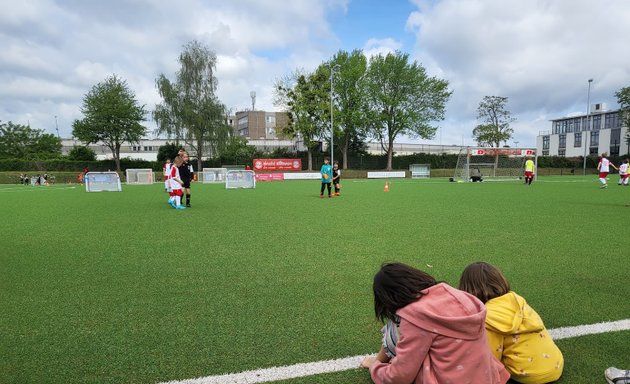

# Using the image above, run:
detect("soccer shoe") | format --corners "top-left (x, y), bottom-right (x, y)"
top-left (186, 204), bottom-right (191, 208)
top-left (319, 195), bottom-right (324, 199)
top-left (169, 200), bottom-right (176, 208)
top-left (175, 205), bottom-right (186, 210)
top-left (328, 194), bottom-right (332, 198)
top-left (600, 184), bottom-right (608, 189)
top-left (605, 367), bottom-right (630, 384)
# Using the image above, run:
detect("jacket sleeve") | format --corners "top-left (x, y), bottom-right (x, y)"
top-left (485, 328), bottom-right (504, 362)
top-left (370, 318), bottom-right (434, 384)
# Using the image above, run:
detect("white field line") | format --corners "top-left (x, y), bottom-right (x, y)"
top-left (0, 185), bottom-right (76, 193)
top-left (158, 319), bottom-right (630, 384)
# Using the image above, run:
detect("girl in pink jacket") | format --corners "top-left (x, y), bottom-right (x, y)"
top-left (361, 263), bottom-right (509, 384)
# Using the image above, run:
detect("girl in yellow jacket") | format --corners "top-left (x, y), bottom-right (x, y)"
top-left (459, 262), bottom-right (564, 384)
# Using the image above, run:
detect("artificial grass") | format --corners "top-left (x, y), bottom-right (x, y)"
top-left (1, 177), bottom-right (629, 384)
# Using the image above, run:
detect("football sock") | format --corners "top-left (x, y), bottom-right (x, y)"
top-left (186, 194), bottom-right (190, 205)
top-left (176, 196), bottom-right (181, 206)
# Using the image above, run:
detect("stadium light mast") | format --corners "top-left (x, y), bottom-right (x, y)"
top-left (330, 64), bottom-right (340, 166)
top-left (583, 78), bottom-right (593, 175)
top-left (54, 115), bottom-right (60, 139)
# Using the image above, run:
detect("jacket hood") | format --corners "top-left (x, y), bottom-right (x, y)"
top-left (484, 291), bottom-right (544, 334)
top-left (397, 283), bottom-right (486, 340)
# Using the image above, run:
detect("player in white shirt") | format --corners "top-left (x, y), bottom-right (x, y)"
top-left (163, 159), bottom-right (172, 193)
top-left (168, 156), bottom-right (186, 210)
top-left (597, 153), bottom-right (617, 189)
top-left (618, 158), bottom-right (629, 186)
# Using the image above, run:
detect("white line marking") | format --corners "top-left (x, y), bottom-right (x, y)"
top-left (0, 185), bottom-right (76, 193)
top-left (157, 319), bottom-right (630, 384)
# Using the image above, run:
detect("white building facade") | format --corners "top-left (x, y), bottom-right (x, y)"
top-left (537, 104), bottom-right (629, 157)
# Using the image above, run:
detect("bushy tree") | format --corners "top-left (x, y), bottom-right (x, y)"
top-left (156, 143), bottom-right (180, 163)
top-left (154, 40), bottom-right (232, 171)
top-left (363, 51), bottom-right (451, 170)
top-left (0, 121), bottom-right (62, 159)
top-left (472, 96), bottom-right (515, 147)
top-left (67, 145), bottom-right (97, 161)
top-left (72, 74), bottom-right (147, 172)
top-left (615, 86), bottom-right (630, 151)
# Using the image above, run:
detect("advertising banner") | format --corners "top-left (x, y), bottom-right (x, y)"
top-left (255, 173), bottom-right (285, 182)
top-left (253, 159), bottom-right (302, 171)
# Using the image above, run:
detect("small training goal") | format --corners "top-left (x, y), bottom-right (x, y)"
top-left (225, 170), bottom-right (256, 189)
top-left (453, 147), bottom-right (536, 182)
top-left (85, 172), bottom-right (122, 192)
top-left (125, 169), bottom-right (154, 184)
top-left (201, 168), bottom-right (228, 183)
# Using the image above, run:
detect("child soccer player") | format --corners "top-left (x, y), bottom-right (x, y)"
top-left (524, 156), bottom-right (535, 185)
top-left (168, 156), bottom-right (186, 210)
top-left (332, 161), bottom-right (341, 196)
top-left (618, 158), bottom-right (629, 186)
top-left (459, 262), bottom-right (564, 384)
top-left (597, 152), bottom-right (617, 189)
top-left (320, 157), bottom-right (332, 198)
top-left (163, 159), bottom-right (172, 193)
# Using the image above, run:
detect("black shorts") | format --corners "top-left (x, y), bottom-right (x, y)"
top-left (182, 181), bottom-right (191, 189)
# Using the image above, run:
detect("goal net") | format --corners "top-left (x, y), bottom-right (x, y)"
top-left (201, 168), bottom-right (228, 183)
top-left (85, 172), bottom-right (122, 192)
top-left (453, 147), bottom-right (536, 182)
top-left (225, 170), bottom-right (256, 189)
top-left (125, 169), bottom-right (154, 184)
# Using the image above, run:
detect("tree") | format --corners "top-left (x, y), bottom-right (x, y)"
top-left (274, 69), bottom-right (328, 170)
top-left (363, 51), bottom-right (451, 170)
top-left (156, 142), bottom-right (180, 163)
top-left (328, 49), bottom-right (369, 169)
top-left (67, 145), bottom-right (97, 161)
top-left (472, 96), bottom-right (516, 148)
top-left (219, 136), bottom-right (259, 163)
top-left (615, 86), bottom-right (630, 154)
top-left (154, 40), bottom-right (232, 171)
top-left (72, 75), bottom-right (147, 172)
top-left (0, 121), bottom-right (62, 159)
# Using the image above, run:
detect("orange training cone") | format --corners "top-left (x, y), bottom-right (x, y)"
top-left (384, 182), bottom-right (390, 192)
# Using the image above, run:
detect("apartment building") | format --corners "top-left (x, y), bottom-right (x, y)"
top-left (537, 104), bottom-right (629, 157)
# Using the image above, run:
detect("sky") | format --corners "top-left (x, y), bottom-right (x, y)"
top-left (1, 0), bottom-right (630, 148)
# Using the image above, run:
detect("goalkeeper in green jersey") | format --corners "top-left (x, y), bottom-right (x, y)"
top-left (320, 157), bottom-right (333, 198)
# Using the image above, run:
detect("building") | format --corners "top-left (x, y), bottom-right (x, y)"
top-left (537, 104), bottom-right (629, 157)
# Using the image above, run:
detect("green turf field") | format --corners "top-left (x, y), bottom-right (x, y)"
top-left (1, 176), bottom-right (629, 384)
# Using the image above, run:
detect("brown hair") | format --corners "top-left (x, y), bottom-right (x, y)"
top-left (458, 262), bottom-right (510, 303)
top-left (173, 156), bottom-right (184, 166)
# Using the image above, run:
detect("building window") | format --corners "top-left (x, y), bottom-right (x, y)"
top-left (558, 134), bottom-right (566, 148)
top-left (266, 115), bottom-right (276, 124)
top-left (567, 120), bottom-right (574, 133)
top-left (558, 149), bottom-right (566, 157)
top-left (143, 146), bottom-right (153, 151)
top-left (589, 147), bottom-right (598, 155)
top-left (610, 129), bottom-right (621, 156)
top-left (542, 136), bottom-right (550, 150)
top-left (592, 115), bottom-right (601, 130)
top-left (238, 116), bottom-right (248, 126)
top-left (590, 130), bottom-right (599, 147)
top-left (266, 127), bottom-right (275, 136)
top-left (574, 132), bottom-right (582, 147)
top-left (605, 113), bottom-right (619, 129)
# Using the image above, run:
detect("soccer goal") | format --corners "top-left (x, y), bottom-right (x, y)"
top-left (201, 168), bottom-right (228, 183)
top-left (410, 164), bottom-right (431, 178)
top-left (453, 147), bottom-right (536, 182)
top-left (225, 170), bottom-right (256, 189)
top-left (125, 169), bottom-right (154, 184)
top-left (85, 172), bottom-right (122, 192)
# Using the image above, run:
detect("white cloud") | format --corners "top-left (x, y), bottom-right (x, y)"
top-left (363, 38), bottom-right (403, 58)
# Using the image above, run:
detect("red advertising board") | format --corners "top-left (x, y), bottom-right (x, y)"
top-left (255, 173), bottom-right (285, 182)
top-left (471, 148), bottom-right (535, 157)
top-left (253, 158), bottom-right (302, 171)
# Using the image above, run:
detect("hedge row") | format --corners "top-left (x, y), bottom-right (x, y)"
top-left (2, 154), bottom-right (625, 174)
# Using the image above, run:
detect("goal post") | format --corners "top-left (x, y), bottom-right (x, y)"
top-left (85, 172), bottom-right (122, 192)
top-left (201, 168), bottom-right (228, 183)
top-left (225, 170), bottom-right (256, 189)
top-left (453, 147), bottom-right (536, 182)
top-left (125, 169), bottom-right (155, 184)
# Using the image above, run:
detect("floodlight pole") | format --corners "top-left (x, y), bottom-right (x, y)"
top-left (54, 115), bottom-right (60, 139)
top-left (330, 64), bottom-right (340, 166)
top-left (583, 78), bottom-right (593, 175)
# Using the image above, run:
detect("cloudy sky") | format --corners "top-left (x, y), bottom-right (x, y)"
top-left (2, 0), bottom-right (629, 147)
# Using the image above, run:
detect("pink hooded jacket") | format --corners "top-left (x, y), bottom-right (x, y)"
top-left (370, 283), bottom-right (510, 384)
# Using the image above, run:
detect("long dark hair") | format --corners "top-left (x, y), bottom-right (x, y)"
top-left (373, 262), bottom-right (437, 323)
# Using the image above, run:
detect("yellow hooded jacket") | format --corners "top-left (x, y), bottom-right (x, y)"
top-left (485, 292), bottom-right (564, 384)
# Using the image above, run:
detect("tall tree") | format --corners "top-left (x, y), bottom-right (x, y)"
top-left (274, 69), bottom-right (328, 170)
top-left (472, 96), bottom-right (515, 147)
top-left (154, 40), bottom-right (231, 171)
top-left (363, 51), bottom-right (451, 170)
top-left (72, 75), bottom-right (146, 172)
top-left (615, 86), bottom-right (630, 153)
top-left (328, 49), bottom-right (368, 169)
top-left (0, 121), bottom-right (62, 159)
